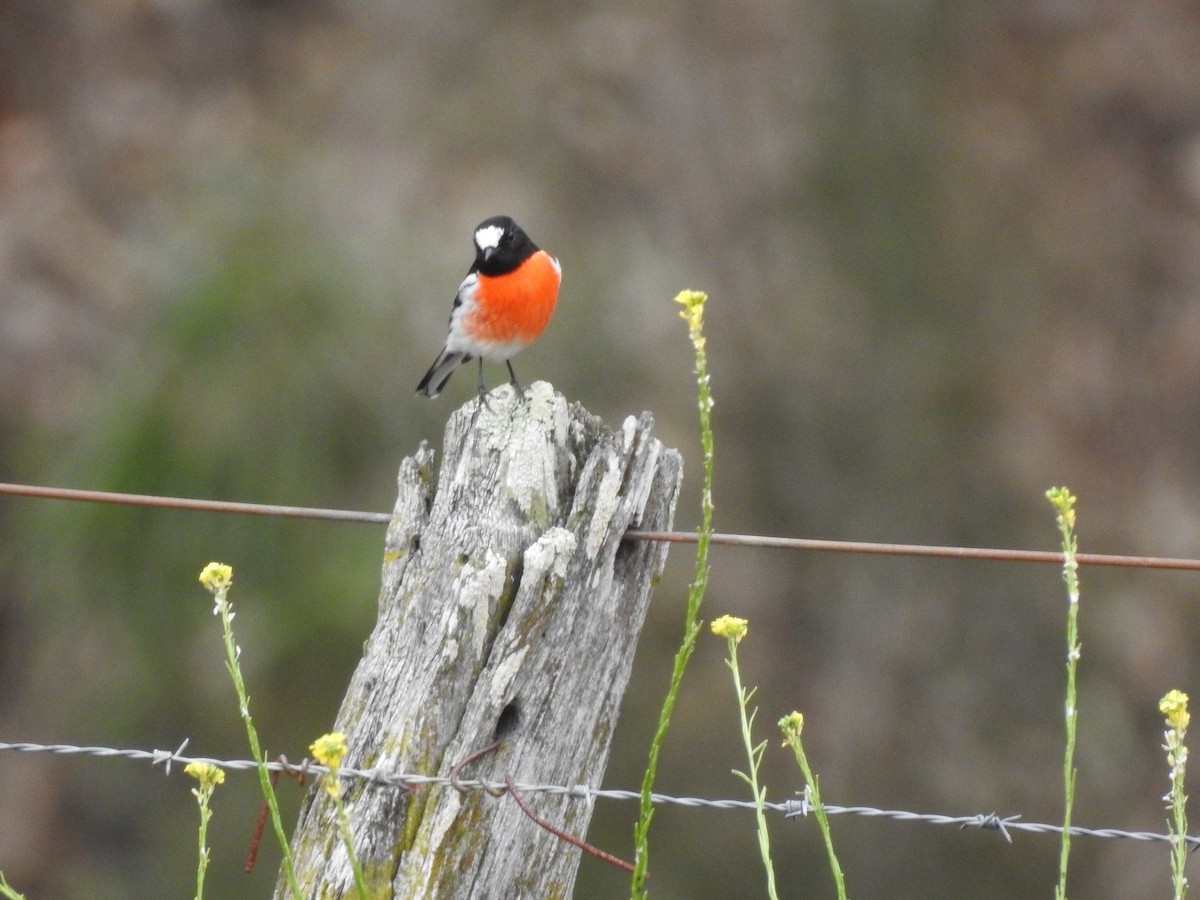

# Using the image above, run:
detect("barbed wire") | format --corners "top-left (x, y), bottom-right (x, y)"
top-left (3, 480), bottom-right (1200, 571)
top-left (2, 739), bottom-right (1194, 850)
top-left (3, 488), bottom-right (1197, 858)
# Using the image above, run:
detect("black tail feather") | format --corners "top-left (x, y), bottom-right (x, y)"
top-left (416, 349), bottom-right (470, 398)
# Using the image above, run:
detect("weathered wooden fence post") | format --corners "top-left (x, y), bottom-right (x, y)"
top-left (280, 383), bottom-right (682, 898)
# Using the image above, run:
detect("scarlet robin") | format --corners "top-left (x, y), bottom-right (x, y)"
top-left (416, 216), bottom-right (561, 400)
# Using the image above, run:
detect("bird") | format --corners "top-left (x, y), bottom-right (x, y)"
top-left (416, 216), bottom-right (561, 400)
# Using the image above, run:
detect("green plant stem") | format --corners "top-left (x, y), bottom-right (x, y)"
top-left (726, 638), bottom-right (778, 900)
top-left (632, 291), bottom-right (714, 897)
top-left (1047, 488), bottom-right (1080, 900)
top-left (780, 716), bottom-right (847, 900)
top-left (1162, 691), bottom-right (1191, 900)
top-left (1170, 769), bottom-right (1189, 900)
top-left (0, 872), bottom-right (26, 900)
top-left (330, 781), bottom-right (369, 899)
top-left (193, 789), bottom-right (214, 900)
top-left (215, 591), bottom-right (303, 898)
top-left (631, 617), bottom-right (703, 895)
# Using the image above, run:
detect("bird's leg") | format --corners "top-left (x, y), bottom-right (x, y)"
top-left (505, 360), bottom-right (525, 399)
top-left (475, 358), bottom-right (494, 411)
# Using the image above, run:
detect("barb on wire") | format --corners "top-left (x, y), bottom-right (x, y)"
top-left (782, 799), bottom-right (1200, 849)
top-left (448, 739), bottom-right (506, 797)
top-left (3, 481), bottom-right (1200, 571)
top-left (961, 812), bottom-right (1019, 844)
top-left (154, 738), bottom-right (190, 776)
top-left (3, 739), bottom-right (1198, 852)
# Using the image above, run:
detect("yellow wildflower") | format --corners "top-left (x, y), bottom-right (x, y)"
top-left (184, 761), bottom-right (226, 792)
top-left (198, 562), bottom-right (233, 593)
top-left (778, 711), bottom-right (804, 743)
top-left (311, 732), bottom-right (349, 771)
top-left (710, 614), bottom-right (748, 642)
top-left (1161, 690), bottom-right (1191, 733)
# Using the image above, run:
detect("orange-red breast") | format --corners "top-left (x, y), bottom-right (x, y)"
top-left (416, 216), bottom-right (561, 399)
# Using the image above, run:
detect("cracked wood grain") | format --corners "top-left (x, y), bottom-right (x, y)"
top-left (280, 383), bottom-right (681, 899)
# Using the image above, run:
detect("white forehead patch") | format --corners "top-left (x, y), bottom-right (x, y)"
top-left (474, 224), bottom-right (505, 253)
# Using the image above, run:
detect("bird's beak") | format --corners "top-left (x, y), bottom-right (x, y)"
top-left (482, 246), bottom-right (496, 262)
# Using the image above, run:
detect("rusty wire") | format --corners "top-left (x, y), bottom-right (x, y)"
top-left (3, 480), bottom-right (1199, 571)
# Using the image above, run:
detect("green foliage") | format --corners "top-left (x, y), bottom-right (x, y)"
top-left (713, 618), bottom-right (779, 900)
top-left (632, 290), bottom-right (715, 896)
top-left (310, 731), bottom-right (369, 899)
top-left (0, 872), bottom-right (27, 900)
top-left (184, 760), bottom-right (225, 900)
top-left (1046, 487), bottom-right (1080, 900)
top-left (199, 562), bottom-right (302, 898)
top-left (1160, 690), bottom-right (1191, 900)
top-left (780, 713), bottom-right (847, 900)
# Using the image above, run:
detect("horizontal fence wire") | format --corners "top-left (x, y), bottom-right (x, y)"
top-left (3, 481), bottom-right (1200, 571)
top-left (0, 740), bottom-right (1194, 850)
top-left (2, 483), bottom-right (1198, 858)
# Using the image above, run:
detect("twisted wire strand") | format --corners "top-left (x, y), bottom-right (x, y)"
top-left (2, 739), bottom-right (1194, 849)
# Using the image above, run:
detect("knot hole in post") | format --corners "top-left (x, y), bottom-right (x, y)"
top-left (494, 701), bottom-right (521, 741)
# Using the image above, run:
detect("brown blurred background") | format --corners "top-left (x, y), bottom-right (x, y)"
top-left (2, 1), bottom-right (1200, 897)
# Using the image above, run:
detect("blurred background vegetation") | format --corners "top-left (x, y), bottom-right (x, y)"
top-left (2, 1), bottom-right (1200, 897)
